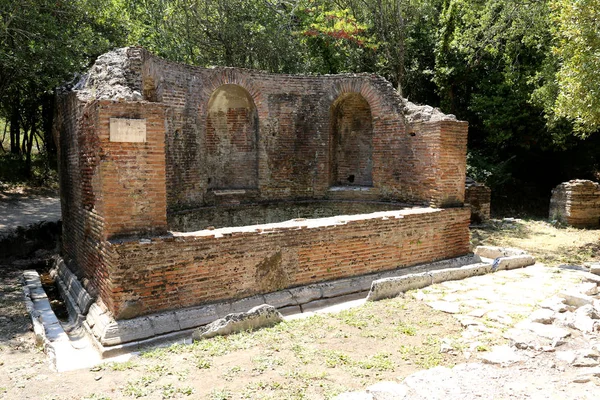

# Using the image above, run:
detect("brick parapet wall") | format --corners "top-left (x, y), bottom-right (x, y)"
top-left (106, 207), bottom-right (470, 318)
top-left (550, 180), bottom-right (600, 228)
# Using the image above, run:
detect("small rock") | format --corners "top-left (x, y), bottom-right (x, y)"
top-left (540, 296), bottom-right (568, 313)
top-left (590, 264), bottom-right (600, 276)
top-left (468, 308), bottom-right (488, 318)
top-left (572, 357), bottom-right (599, 368)
top-left (457, 317), bottom-right (483, 328)
top-left (427, 301), bottom-right (460, 314)
top-left (581, 272), bottom-right (600, 283)
top-left (573, 308), bottom-right (597, 333)
top-left (560, 291), bottom-right (594, 307)
top-left (529, 308), bottom-right (555, 325)
top-left (505, 328), bottom-right (549, 350)
top-left (94, 375), bottom-right (102, 381)
top-left (556, 351), bottom-right (576, 364)
top-left (516, 321), bottom-right (571, 341)
top-left (479, 345), bottom-right (524, 366)
top-left (572, 376), bottom-right (591, 383)
top-left (486, 310), bottom-right (513, 325)
top-left (577, 282), bottom-right (598, 296)
top-left (440, 343), bottom-right (454, 353)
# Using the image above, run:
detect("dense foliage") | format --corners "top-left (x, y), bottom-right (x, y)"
top-left (1, 0), bottom-right (599, 214)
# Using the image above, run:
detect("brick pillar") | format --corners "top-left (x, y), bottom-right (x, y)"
top-left (96, 100), bottom-right (168, 239)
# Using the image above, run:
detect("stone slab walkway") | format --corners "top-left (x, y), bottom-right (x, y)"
top-left (336, 263), bottom-right (600, 399)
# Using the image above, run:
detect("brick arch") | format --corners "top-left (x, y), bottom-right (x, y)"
top-left (329, 91), bottom-right (374, 187)
top-left (326, 80), bottom-right (386, 119)
top-left (205, 83), bottom-right (259, 189)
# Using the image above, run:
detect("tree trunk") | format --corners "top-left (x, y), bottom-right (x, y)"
top-left (42, 93), bottom-right (56, 156)
top-left (25, 121), bottom-right (36, 179)
top-left (10, 103), bottom-right (20, 155)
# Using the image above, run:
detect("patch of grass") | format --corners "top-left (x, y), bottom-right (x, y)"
top-left (195, 356), bottom-right (212, 370)
top-left (82, 394), bottom-right (111, 400)
top-left (107, 360), bottom-right (137, 371)
top-left (223, 365), bottom-right (243, 380)
top-left (356, 352), bottom-right (395, 371)
top-left (398, 344), bottom-right (443, 369)
top-left (145, 363), bottom-right (170, 374)
top-left (324, 350), bottom-right (353, 368)
top-left (161, 384), bottom-right (194, 398)
top-left (291, 343), bottom-right (314, 364)
top-left (395, 321), bottom-right (417, 336)
top-left (252, 355), bottom-right (283, 374)
top-left (471, 219), bottom-right (600, 265)
top-left (208, 388), bottom-right (232, 400)
top-left (123, 375), bottom-right (156, 398)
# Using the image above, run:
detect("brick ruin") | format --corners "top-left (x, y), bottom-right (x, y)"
top-left (550, 180), bottom-right (600, 228)
top-left (53, 47), bottom-right (471, 346)
top-left (465, 177), bottom-right (491, 222)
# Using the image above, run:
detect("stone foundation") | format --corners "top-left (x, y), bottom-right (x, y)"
top-left (550, 180), bottom-right (600, 228)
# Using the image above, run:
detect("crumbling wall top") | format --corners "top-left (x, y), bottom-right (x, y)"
top-left (68, 47), bottom-right (459, 123)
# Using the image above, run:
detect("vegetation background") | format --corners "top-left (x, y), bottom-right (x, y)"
top-left (2, 0), bottom-right (600, 216)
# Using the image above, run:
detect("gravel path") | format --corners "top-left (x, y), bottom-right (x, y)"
top-left (0, 194), bottom-right (60, 235)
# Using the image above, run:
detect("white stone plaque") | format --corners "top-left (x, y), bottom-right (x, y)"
top-left (109, 118), bottom-right (147, 142)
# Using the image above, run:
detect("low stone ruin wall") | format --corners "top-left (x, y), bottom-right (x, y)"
top-left (550, 180), bottom-right (600, 228)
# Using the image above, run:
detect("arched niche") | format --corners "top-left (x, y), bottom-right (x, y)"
top-left (206, 84), bottom-right (259, 189)
top-left (330, 92), bottom-right (373, 187)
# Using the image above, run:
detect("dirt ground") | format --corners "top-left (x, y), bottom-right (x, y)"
top-left (0, 219), bottom-right (598, 399)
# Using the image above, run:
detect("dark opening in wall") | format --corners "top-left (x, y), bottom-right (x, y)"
top-left (330, 93), bottom-right (373, 187)
top-left (206, 84), bottom-right (259, 189)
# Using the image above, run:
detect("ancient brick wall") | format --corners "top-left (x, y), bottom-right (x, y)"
top-left (550, 180), bottom-right (600, 228)
top-left (133, 48), bottom-right (467, 211)
top-left (54, 94), bottom-right (108, 302)
top-left (107, 207), bottom-right (471, 319)
top-left (54, 47), bottom-right (472, 322)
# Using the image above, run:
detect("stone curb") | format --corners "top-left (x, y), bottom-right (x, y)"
top-left (366, 253), bottom-right (536, 302)
top-left (21, 269), bottom-right (69, 370)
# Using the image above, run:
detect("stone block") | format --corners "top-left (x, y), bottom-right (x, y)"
top-left (474, 246), bottom-right (527, 259)
top-left (230, 295), bottom-right (267, 314)
top-left (495, 255), bottom-right (535, 271)
top-left (560, 291), bottom-right (594, 307)
top-left (429, 262), bottom-right (492, 284)
top-left (175, 304), bottom-right (218, 330)
top-left (320, 278), bottom-right (364, 299)
top-left (263, 290), bottom-right (295, 308)
top-left (148, 312), bottom-right (180, 335)
top-left (101, 317), bottom-right (154, 346)
top-left (367, 273), bottom-right (432, 301)
top-left (290, 285), bottom-right (322, 305)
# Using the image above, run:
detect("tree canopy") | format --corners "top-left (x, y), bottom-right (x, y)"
top-left (1, 0), bottom-right (599, 214)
